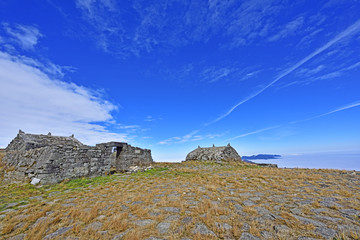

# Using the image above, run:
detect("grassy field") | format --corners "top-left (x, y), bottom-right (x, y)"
top-left (0, 160), bottom-right (359, 240)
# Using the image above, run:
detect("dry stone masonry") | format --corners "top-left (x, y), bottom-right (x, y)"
top-left (2, 130), bottom-right (153, 184)
top-left (185, 144), bottom-right (242, 162)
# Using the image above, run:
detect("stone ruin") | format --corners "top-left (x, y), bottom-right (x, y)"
top-left (1, 130), bottom-right (153, 184)
top-left (185, 144), bottom-right (242, 162)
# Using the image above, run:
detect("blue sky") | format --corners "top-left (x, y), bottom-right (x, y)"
top-left (0, 0), bottom-right (359, 162)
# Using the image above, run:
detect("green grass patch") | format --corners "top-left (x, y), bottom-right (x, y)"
top-left (62, 175), bottom-right (118, 189)
top-left (0, 183), bottom-right (42, 204)
top-left (132, 167), bottom-right (169, 177)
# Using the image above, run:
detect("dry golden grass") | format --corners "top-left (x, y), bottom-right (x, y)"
top-left (1, 161), bottom-right (359, 239)
top-left (249, 220), bottom-right (261, 237)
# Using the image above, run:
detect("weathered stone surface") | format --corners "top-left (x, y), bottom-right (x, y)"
top-left (339, 208), bottom-right (360, 217)
top-left (239, 232), bottom-right (261, 240)
top-left (112, 229), bottom-right (131, 240)
top-left (8, 234), bottom-right (26, 240)
top-left (3, 131), bottom-right (153, 184)
top-left (85, 221), bottom-right (103, 230)
top-left (161, 207), bottom-right (180, 213)
top-left (192, 222), bottom-right (216, 236)
top-left (315, 227), bottom-right (337, 238)
top-left (44, 226), bottom-right (73, 239)
top-left (260, 231), bottom-right (273, 239)
top-left (181, 216), bottom-right (193, 224)
top-left (185, 144), bottom-right (242, 162)
top-left (242, 200), bottom-right (255, 206)
top-left (293, 215), bottom-right (326, 227)
top-left (274, 225), bottom-right (290, 234)
top-left (157, 222), bottom-right (171, 234)
top-left (135, 219), bottom-right (154, 227)
top-left (165, 215), bottom-right (180, 221)
top-left (30, 178), bottom-right (40, 185)
top-left (215, 222), bottom-right (232, 230)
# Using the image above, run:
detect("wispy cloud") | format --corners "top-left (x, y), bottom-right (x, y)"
top-left (293, 101), bottom-right (360, 123)
top-left (159, 129), bottom-right (200, 145)
top-left (69, 0), bottom-right (293, 56)
top-left (116, 124), bottom-right (140, 130)
top-left (240, 70), bottom-right (263, 81)
top-left (345, 61), bottom-right (360, 70)
top-left (317, 101), bottom-right (360, 117)
top-left (144, 115), bottom-right (162, 122)
top-left (199, 65), bottom-right (264, 84)
top-left (2, 23), bottom-right (43, 50)
top-left (0, 50), bottom-right (130, 147)
top-left (227, 100), bottom-right (360, 142)
top-left (296, 65), bottom-right (326, 77)
top-left (206, 18), bottom-right (360, 125)
top-left (202, 67), bottom-right (232, 83)
top-left (285, 60), bottom-right (360, 87)
top-left (158, 129), bottom-right (226, 145)
top-left (144, 116), bottom-right (155, 122)
top-left (268, 16), bottom-right (304, 42)
top-left (226, 125), bottom-right (280, 141)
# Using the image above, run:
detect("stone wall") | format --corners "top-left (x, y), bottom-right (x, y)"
top-left (109, 144), bottom-right (153, 172)
top-left (185, 144), bottom-right (242, 162)
top-left (2, 131), bottom-right (153, 184)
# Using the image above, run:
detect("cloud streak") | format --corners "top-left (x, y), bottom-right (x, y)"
top-left (226, 125), bottom-right (280, 141)
top-left (227, 100), bottom-right (360, 142)
top-left (207, 18), bottom-right (360, 125)
top-left (297, 101), bottom-right (360, 123)
top-left (268, 16), bottom-right (304, 42)
top-left (2, 23), bottom-right (43, 50)
top-left (158, 129), bottom-right (226, 145)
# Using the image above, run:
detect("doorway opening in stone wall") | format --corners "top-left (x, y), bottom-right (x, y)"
top-left (116, 146), bottom-right (123, 159)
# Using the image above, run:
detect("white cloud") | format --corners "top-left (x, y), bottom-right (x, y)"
top-left (301, 101), bottom-right (360, 122)
top-left (344, 61), bottom-right (360, 71)
top-left (202, 67), bottom-right (232, 83)
top-left (2, 23), bottom-right (43, 50)
top-left (0, 51), bottom-right (128, 147)
top-left (288, 61), bottom-right (360, 86)
top-left (227, 126), bottom-right (280, 141)
top-left (144, 115), bottom-right (155, 122)
top-left (159, 129), bottom-right (226, 145)
top-left (240, 70), bottom-right (262, 81)
top-left (71, 0), bottom-right (289, 56)
top-left (268, 16), bottom-right (304, 42)
top-left (159, 130), bottom-right (199, 145)
top-left (226, 100), bottom-right (360, 142)
top-left (296, 65), bottom-right (325, 77)
top-left (144, 115), bottom-right (163, 122)
top-left (206, 18), bottom-right (360, 125)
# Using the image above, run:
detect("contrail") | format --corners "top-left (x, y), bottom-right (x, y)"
top-left (206, 19), bottom-right (360, 126)
top-left (226, 125), bottom-right (280, 141)
top-left (226, 101), bottom-right (360, 141)
top-left (292, 101), bottom-right (360, 123)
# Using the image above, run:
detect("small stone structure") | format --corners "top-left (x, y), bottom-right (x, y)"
top-left (185, 144), bottom-right (242, 162)
top-left (1, 130), bottom-right (153, 184)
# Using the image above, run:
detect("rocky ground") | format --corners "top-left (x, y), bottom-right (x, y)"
top-left (0, 161), bottom-right (359, 240)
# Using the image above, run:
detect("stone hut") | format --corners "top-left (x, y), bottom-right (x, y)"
top-left (2, 130), bottom-right (153, 184)
top-left (185, 144), bottom-right (242, 162)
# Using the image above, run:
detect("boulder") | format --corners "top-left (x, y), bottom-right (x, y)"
top-left (185, 144), bottom-right (242, 162)
top-left (30, 178), bottom-right (41, 185)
